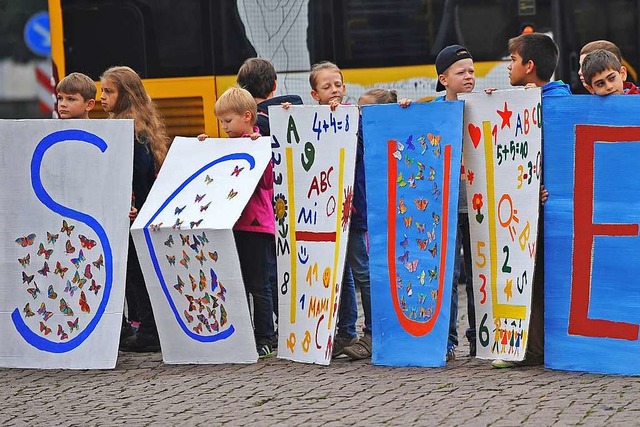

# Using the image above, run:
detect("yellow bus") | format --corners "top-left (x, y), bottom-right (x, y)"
top-left (48, 0), bottom-right (640, 138)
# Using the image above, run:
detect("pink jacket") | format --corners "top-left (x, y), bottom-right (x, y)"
top-left (233, 158), bottom-right (275, 235)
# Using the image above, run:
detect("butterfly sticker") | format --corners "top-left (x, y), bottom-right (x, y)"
top-left (431, 289), bottom-right (438, 300)
top-left (39, 321), bottom-right (52, 336)
top-left (195, 193), bottom-right (206, 203)
top-left (432, 182), bottom-right (441, 199)
top-left (415, 222), bottom-right (426, 234)
top-left (92, 254), bottom-right (104, 270)
top-left (23, 303), bottom-right (35, 318)
top-left (432, 212), bottom-right (440, 226)
top-left (79, 291), bottom-right (90, 313)
top-left (418, 293), bottom-right (427, 304)
top-left (403, 216), bottom-right (413, 228)
top-left (71, 250), bottom-right (85, 269)
top-left (57, 324), bottom-right (68, 340)
top-left (418, 135), bottom-right (428, 154)
top-left (405, 135), bottom-right (416, 150)
top-left (204, 175), bottom-right (213, 185)
top-left (227, 189), bottom-right (238, 200)
top-left (184, 310), bottom-right (194, 323)
top-left (72, 270), bottom-right (87, 288)
top-left (195, 250), bottom-right (206, 265)
top-left (37, 243), bottom-right (54, 260)
top-left (64, 280), bottom-right (78, 297)
top-left (428, 266), bottom-right (438, 282)
top-left (165, 254), bottom-right (176, 266)
top-left (185, 294), bottom-right (197, 312)
top-left (189, 274), bottom-right (197, 292)
top-left (190, 219), bottom-right (203, 229)
top-left (54, 261), bottom-right (68, 278)
top-left (400, 234), bottom-right (409, 249)
top-left (172, 218), bottom-right (184, 229)
top-left (47, 231), bottom-right (59, 244)
top-left (18, 253), bottom-right (30, 268)
top-left (211, 316), bottom-right (220, 332)
top-left (197, 314), bottom-right (212, 333)
top-left (417, 270), bottom-right (426, 285)
top-left (427, 229), bottom-right (436, 243)
top-left (175, 205), bottom-right (186, 215)
top-left (428, 133), bottom-right (441, 147)
top-left (67, 317), bottom-right (79, 332)
top-left (15, 233), bottom-right (36, 247)
top-left (65, 239), bottom-right (76, 254)
top-left (403, 155), bottom-right (414, 168)
top-left (37, 302), bottom-right (53, 321)
top-left (193, 323), bottom-right (203, 334)
top-left (199, 270), bottom-right (207, 292)
top-left (59, 298), bottom-right (74, 316)
top-left (205, 305), bottom-right (216, 320)
top-left (407, 174), bottom-right (416, 189)
top-left (416, 238), bottom-right (428, 251)
top-left (216, 282), bottom-right (227, 302)
top-left (22, 271), bottom-right (35, 284)
top-left (398, 198), bottom-right (407, 215)
top-left (208, 251), bottom-right (218, 262)
top-left (27, 282), bottom-right (41, 299)
top-left (210, 268), bottom-right (218, 291)
top-left (180, 234), bottom-right (190, 246)
top-left (428, 244), bottom-right (438, 258)
top-left (406, 282), bottom-right (413, 297)
top-left (149, 222), bottom-right (163, 232)
top-left (197, 232), bottom-right (209, 245)
top-left (429, 166), bottom-right (436, 181)
top-left (61, 219), bottom-right (75, 236)
top-left (397, 172), bottom-right (407, 187)
top-left (405, 259), bottom-right (419, 273)
top-left (84, 264), bottom-right (93, 280)
top-left (89, 279), bottom-right (102, 295)
top-left (397, 251), bottom-right (409, 264)
top-left (164, 235), bottom-right (174, 247)
top-left (47, 284), bottom-right (57, 300)
top-left (200, 202), bottom-right (211, 212)
top-left (189, 238), bottom-right (200, 252)
top-left (38, 261), bottom-right (50, 276)
top-left (414, 198), bottom-right (428, 211)
top-left (174, 275), bottom-right (185, 294)
top-left (220, 305), bottom-right (228, 326)
top-left (78, 234), bottom-right (97, 250)
top-left (180, 250), bottom-right (190, 269)
top-left (433, 147), bottom-right (441, 158)
top-left (231, 165), bottom-right (244, 177)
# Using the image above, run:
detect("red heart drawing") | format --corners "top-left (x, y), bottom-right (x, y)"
top-left (468, 123), bottom-right (481, 149)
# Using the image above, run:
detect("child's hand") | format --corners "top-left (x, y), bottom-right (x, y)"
top-left (328, 99), bottom-right (340, 111)
top-left (281, 102), bottom-right (292, 109)
top-left (540, 185), bottom-right (548, 205)
top-left (484, 87), bottom-right (498, 94)
top-left (524, 83), bottom-right (538, 89)
top-left (129, 206), bottom-right (138, 222)
top-left (398, 98), bottom-right (412, 108)
top-left (249, 132), bottom-right (261, 140)
top-left (197, 133), bottom-right (209, 141)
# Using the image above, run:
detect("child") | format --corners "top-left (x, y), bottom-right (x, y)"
top-left (341, 88), bottom-right (398, 361)
top-left (432, 45), bottom-right (477, 362)
top-left (492, 33), bottom-right (571, 369)
top-left (100, 66), bottom-right (171, 352)
top-left (582, 49), bottom-right (640, 95)
top-left (56, 72), bottom-right (96, 119)
top-left (305, 61), bottom-right (360, 357)
top-left (578, 40), bottom-right (624, 92)
top-left (215, 86), bottom-right (276, 358)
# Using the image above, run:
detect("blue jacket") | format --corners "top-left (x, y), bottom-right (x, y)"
top-left (542, 80), bottom-right (572, 97)
top-left (351, 122), bottom-right (368, 232)
top-left (256, 94), bottom-right (304, 136)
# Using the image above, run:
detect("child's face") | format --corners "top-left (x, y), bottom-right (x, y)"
top-left (587, 67), bottom-right (627, 95)
top-left (508, 51), bottom-right (529, 86)
top-left (442, 58), bottom-right (475, 95)
top-left (56, 91), bottom-right (94, 119)
top-left (100, 79), bottom-right (119, 113)
top-left (311, 69), bottom-right (346, 105)
top-left (218, 111), bottom-right (253, 137)
top-left (358, 95), bottom-right (376, 106)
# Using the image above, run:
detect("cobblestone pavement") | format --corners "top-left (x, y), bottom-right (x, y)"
top-left (2, 285), bottom-right (640, 426)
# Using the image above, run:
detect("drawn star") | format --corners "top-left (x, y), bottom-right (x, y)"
top-left (497, 101), bottom-right (513, 130)
top-left (466, 169), bottom-right (475, 185)
top-left (504, 278), bottom-right (513, 301)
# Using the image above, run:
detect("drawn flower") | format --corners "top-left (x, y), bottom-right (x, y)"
top-left (472, 193), bottom-right (484, 210)
top-left (466, 169), bottom-right (475, 186)
top-left (341, 186), bottom-right (354, 231)
top-left (273, 193), bottom-right (288, 225)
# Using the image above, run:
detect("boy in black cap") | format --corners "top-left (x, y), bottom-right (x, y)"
top-left (432, 44), bottom-right (477, 362)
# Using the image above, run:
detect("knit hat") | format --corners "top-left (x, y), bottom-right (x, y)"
top-left (435, 45), bottom-right (473, 92)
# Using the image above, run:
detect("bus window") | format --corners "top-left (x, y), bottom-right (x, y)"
top-left (62, 0), bottom-right (213, 79)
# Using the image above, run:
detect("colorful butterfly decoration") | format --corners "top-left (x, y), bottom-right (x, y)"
top-left (64, 280), bottom-right (78, 297)
top-left (190, 219), bottom-right (203, 229)
top-left (403, 216), bottom-right (413, 228)
top-left (54, 261), bottom-right (68, 278)
top-left (71, 250), bottom-right (85, 268)
top-left (15, 233), bottom-right (37, 247)
top-left (180, 251), bottom-right (190, 269)
top-left (208, 251), bottom-right (218, 262)
top-left (39, 321), bottom-right (52, 336)
top-left (79, 291), bottom-right (90, 313)
top-left (78, 234), bottom-right (97, 250)
top-left (65, 239), bottom-right (76, 254)
top-left (27, 282), bottom-right (41, 299)
top-left (194, 193), bottom-right (206, 203)
top-left (197, 232), bottom-right (209, 244)
top-left (417, 270), bottom-right (426, 285)
top-left (220, 305), bottom-right (228, 326)
top-left (195, 250), bottom-right (206, 265)
top-left (189, 274), bottom-right (197, 292)
top-left (416, 238), bottom-right (428, 251)
top-left (184, 310), bottom-right (194, 323)
top-left (400, 234), bottom-right (409, 249)
top-left (180, 234), bottom-right (190, 246)
top-left (89, 279), bottom-right (102, 295)
top-left (23, 303), bottom-right (35, 318)
top-left (172, 218), bottom-right (184, 229)
top-left (405, 259), bottom-right (419, 273)
top-left (210, 268), bottom-right (218, 291)
top-left (198, 270), bottom-right (207, 292)
top-left (193, 323), bottom-right (203, 334)
top-left (174, 275), bottom-right (185, 294)
top-left (18, 253), bottom-right (30, 268)
top-left (57, 324), bottom-right (68, 340)
top-left (175, 205), bottom-right (186, 215)
top-left (47, 284), bottom-right (57, 299)
top-left (432, 212), bottom-right (440, 226)
top-left (37, 243), bottom-right (53, 260)
top-left (414, 198), bottom-right (428, 211)
top-left (37, 261), bottom-right (50, 276)
top-left (22, 271), bottom-right (34, 284)
top-left (428, 266), bottom-right (438, 282)
top-left (428, 244), bottom-right (438, 258)
top-left (92, 254), bottom-right (104, 269)
top-left (204, 175), bottom-right (213, 185)
top-left (231, 165), bottom-right (244, 176)
top-left (84, 264), bottom-right (93, 280)
top-left (59, 298), bottom-right (74, 316)
top-left (398, 198), bottom-right (407, 214)
top-left (61, 219), bottom-right (75, 236)
top-left (166, 254), bottom-right (176, 266)
top-left (200, 202), bottom-right (211, 212)
top-left (227, 189), bottom-right (238, 200)
top-left (67, 317), bottom-right (79, 332)
top-left (47, 232), bottom-right (59, 244)
top-left (37, 302), bottom-right (53, 321)
top-left (216, 282), bottom-right (227, 302)
top-left (397, 251), bottom-right (409, 264)
top-left (397, 172), bottom-right (407, 188)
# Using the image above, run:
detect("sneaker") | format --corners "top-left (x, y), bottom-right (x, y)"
top-left (342, 333), bottom-right (372, 360)
top-left (491, 359), bottom-right (516, 369)
top-left (332, 335), bottom-right (358, 358)
top-left (257, 343), bottom-right (274, 359)
top-left (491, 357), bottom-right (543, 368)
top-left (119, 332), bottom-right (161, 353)
top-left (446, 348), bottom-right (456, 362)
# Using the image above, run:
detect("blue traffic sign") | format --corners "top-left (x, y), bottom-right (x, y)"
top-left (24, 12), bottom-right (51, 57)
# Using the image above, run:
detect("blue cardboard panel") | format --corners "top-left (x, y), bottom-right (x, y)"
top-left (362, 101), bottom-right (463, 367)
top-left (544, 96), bottom-right (640, 375)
